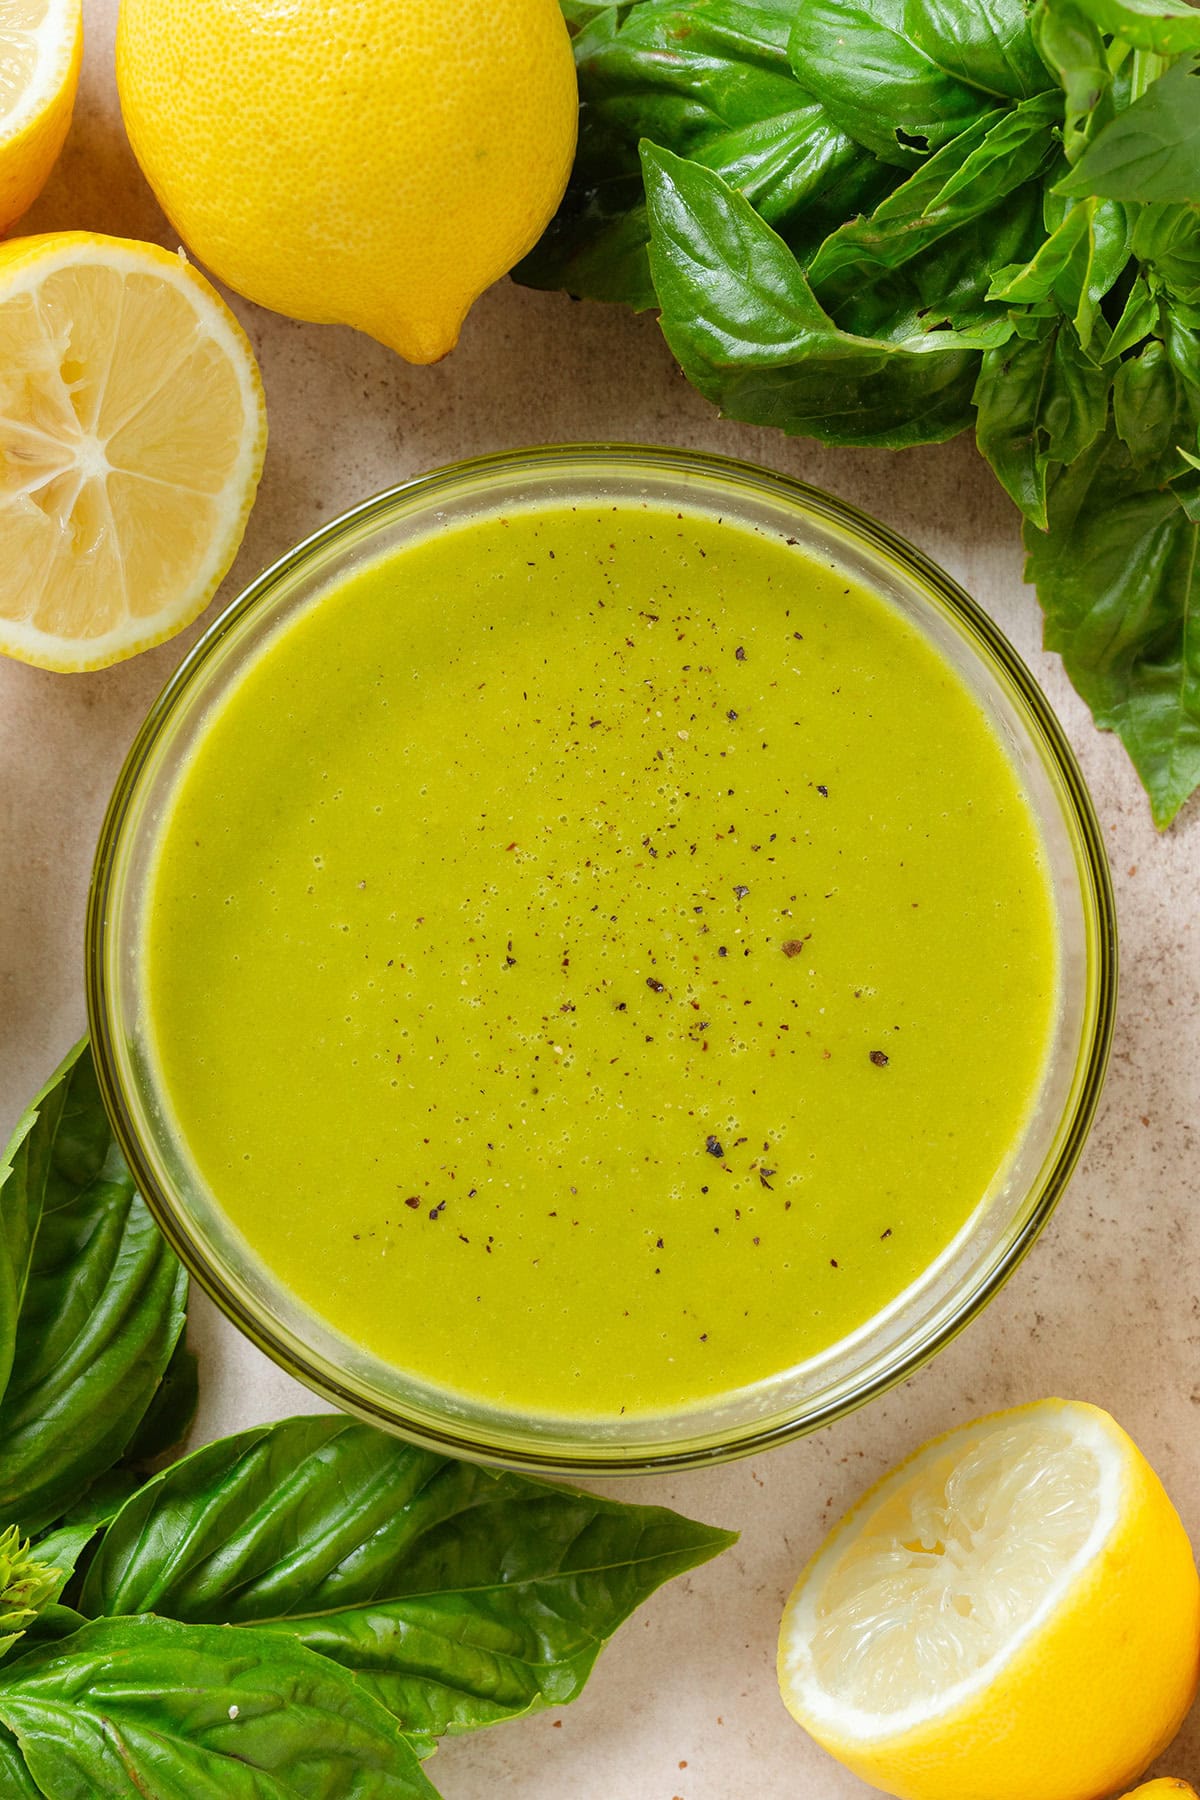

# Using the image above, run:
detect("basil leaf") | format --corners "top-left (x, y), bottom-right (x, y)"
top-left (121, 1334), bottom-right (199, 1466)
top-left (0, 1615), bottom-right (439, 1800)
top-left (789, 0), bottom-right (1046, 167)
top-left (1064, 0), bottom-right (1200, 55)
top-left (1132, 200), bottom-right (1200, 302)
top-left (975, 317), bottom-right (1113, 526)
top-left (1030, 0), bottom-right (1114, 162)
top-left (989, 192), bottom-right (1130, 346)
top-left (80, 1414), bottom-right (735, 1745)
top-left (0, 1725), bottom-right (39, 1799)
top-left (1058, 51), bottom-right (1200, 200)
top-left (0, 1046), bottom-right (189, 1535)
top-left (1027, 408), bottom-right (1200, 827)
top-left (0, 1040), bottom-right (102, 1401)
top-left (642, 142), bottom-right (985, 444)
top-left (517, 0), bottom-right (893, 309)
top-left (806, 95), bottom-right (1060, 342)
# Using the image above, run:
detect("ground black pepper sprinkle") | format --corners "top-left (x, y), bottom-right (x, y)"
top-left (705, 1135), bottom-right (724, 1158)
top-left (869, 1050), bottom-right (890, 1067)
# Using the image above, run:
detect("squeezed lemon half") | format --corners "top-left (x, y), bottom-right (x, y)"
top-left (778, 1400), bottom-right (1200, 1800)
top-left (0, 232), bottom-right (266, 671)
top-left (0, 0), bottom-right (81, 231)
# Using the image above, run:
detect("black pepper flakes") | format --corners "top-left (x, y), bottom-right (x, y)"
top-left (869, 1050), bottom-right (890, 1068)
top-left (705, 1135), bottom-right (724, 1159)
top-left (646, 977), bottom-right (665, 993)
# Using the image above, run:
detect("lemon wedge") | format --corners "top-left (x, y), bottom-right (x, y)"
top-left (0, 231), bottom-right (266, 671)
top-left (0, 0), bottom-right (81, 231)
top-left (778, 1400), bottom-right (1200, 1800)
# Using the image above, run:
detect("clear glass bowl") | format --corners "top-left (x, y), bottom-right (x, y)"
top-left (86, 445), bottom-right (1117, 1473)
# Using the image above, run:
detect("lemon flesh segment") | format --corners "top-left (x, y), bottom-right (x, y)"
top-left (0, 0), bottom-right (82, 231)
top-left (0, 234), bottom-right (266, 672)
top-left (779, 1400), bottom-right (1200, 1800)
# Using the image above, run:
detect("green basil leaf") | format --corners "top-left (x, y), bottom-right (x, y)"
top-left (1063, 0), bottom-right (1200, 55)
top-left (1132, 200), bottom-right (1200, 300)
top-left (806, 95), bottom-right (1060, 342)
top-left (80, 1414), bottom-right (735, 1745)
top-left (121, 1335), bottom-right (199, 1466)
top-left (0, 1045), bottom-right (189, 1535)
top-left (0, 1040), bottom-right (100, 1401)
top-left (1112, 333), bottom-right (1185, 460)
top-left (1058, 50), bottom-right (1200, 200)
top-left (642, 142), bottom-right (985, 444)
top-left (975, 317), bottom-right (1113, 525)
top-left (1102, 267), bottom-right (1160, 354)
top-left (0, 1615), bottom-right (439, 1800)
top-left (517, 0), bottom-right (893, 309)
top-left (789, 0), bottom-right (1047, 167)
top-left (1027, 412), bottom-right (1200, 826)
top-left (988, 192), bottom-right (1130, 346)
top-left (0, 1725), bottom-right (40, 1799)
top-left (1030, 0), bottom-right (1114, 162)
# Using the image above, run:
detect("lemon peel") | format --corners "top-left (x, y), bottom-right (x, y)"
top-left (116, 0), bottom-right (578, 363)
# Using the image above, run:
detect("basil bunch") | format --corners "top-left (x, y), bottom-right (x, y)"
top-left (521, 0), bottom-right (1200, 826)
top-left (0, 1044), bottom-right (735, 1797)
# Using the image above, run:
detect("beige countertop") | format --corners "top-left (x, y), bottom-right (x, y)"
top-left (4, 7), bottom-right (1200, 1796)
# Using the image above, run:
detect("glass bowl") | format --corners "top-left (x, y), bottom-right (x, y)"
top-left (86, 445), bottom-right (1116, 1473)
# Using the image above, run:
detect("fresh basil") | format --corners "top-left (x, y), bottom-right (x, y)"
top-left (0, 1615), bottom-right (440, 1800)
top-left (517, 0), bottom-right (893, 309)
top-left (788, 0), bottom-right (1047, 167)
top-left (1065, 0), bottom-right (1200, 56)
top-left (79, 1414), bottom-right (736, 1748)
top-left (0, 1042), bottom-right (190, 1535)
top-left (523, 0), bottom-right (1200, 823)
top-left (1058, 50), bottom-right (1200, 201)
top-left (643, 144), bottom-right (995, 447)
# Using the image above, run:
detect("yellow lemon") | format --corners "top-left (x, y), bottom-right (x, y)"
top-left (1122, 1785), bottom-right (1200, 1798)
top-left (0, 0), bottom-right (81, 233)
top-left (778, 1400), bottom-right (1200, 1800)
top-left (0, 232), bottom-right (266, 671)
top-left (115, 0), bottom-right (578, 364)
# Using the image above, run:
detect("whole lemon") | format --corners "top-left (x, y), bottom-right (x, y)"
top-left (115, 0), bottom-right (578, 363)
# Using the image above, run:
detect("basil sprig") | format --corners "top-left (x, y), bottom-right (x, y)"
top-left (1, 1047), bottom-right (736, 1796)
top-left (523, 0), bottom-right (1200, 826)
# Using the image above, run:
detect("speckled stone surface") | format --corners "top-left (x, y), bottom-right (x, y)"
top-left (3, 8), bottom-right (1200, 1796)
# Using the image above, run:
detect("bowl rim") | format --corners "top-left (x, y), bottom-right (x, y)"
top-left (86, 441), bottom-right (1118, 1473)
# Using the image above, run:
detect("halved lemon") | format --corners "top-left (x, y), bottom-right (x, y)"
top-left (0, 0), bottom-right (82, 231)
top-left (778, 1400), bottom-right (1200, 1800)
top-left (0, 231), bottom-right (266, 671)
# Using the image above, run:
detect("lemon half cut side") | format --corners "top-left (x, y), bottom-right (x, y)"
top-left (0, 0), bottom-right (82, 230)
top-left (779, 1400), bottom-right (1200, 1800)
top-left (0, 232), bottom-right (266, 672)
